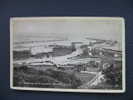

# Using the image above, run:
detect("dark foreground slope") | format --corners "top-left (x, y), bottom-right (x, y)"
top-left (13, 66), bottom-right (82, 89)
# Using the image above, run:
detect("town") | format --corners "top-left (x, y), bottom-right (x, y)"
top-left (13, 37), bottom-right (122, 89)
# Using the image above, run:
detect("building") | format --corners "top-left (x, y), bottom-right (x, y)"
top-left (30, 46), bottom-right (54, 59)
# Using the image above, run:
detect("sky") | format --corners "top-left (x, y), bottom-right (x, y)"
top-left (12, 18), bottom-right (123, 42)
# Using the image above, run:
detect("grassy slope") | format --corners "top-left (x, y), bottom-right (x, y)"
top-left (13, 66), bottom-right (82, 89)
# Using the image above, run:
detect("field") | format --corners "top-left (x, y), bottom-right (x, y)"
top-left (13, 65), bottom-right (96, 89)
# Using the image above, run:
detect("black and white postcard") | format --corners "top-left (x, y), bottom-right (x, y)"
top-left (10, 17), bottom-right (125, 93)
